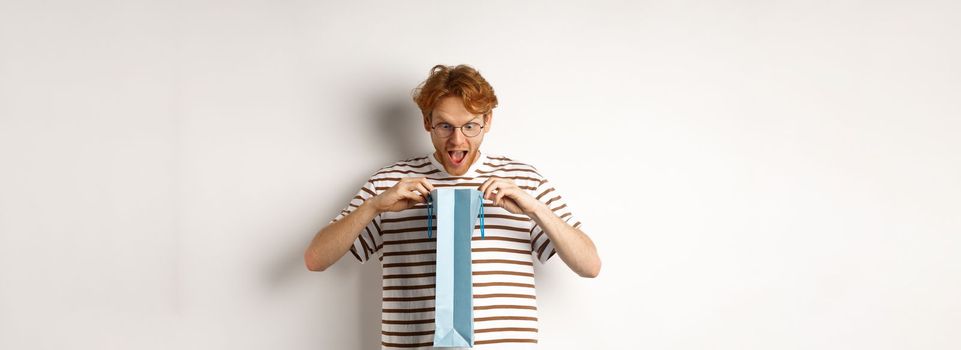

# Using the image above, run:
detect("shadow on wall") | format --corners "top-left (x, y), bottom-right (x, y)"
top-left (374, 94), bottom-right (429, 159)
top-left (359, 95), bottom-right (427, 349)
top-left (266, 85), bottom-right (427, 348)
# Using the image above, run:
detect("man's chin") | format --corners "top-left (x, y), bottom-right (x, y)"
top-left (441, 153), bottom-right (470, 173)
top-left (445, 160), bottom-right (466, 172)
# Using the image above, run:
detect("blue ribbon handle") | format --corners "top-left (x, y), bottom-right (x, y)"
top-left (478, 192), bottom-right (485, 240)
top-left (427, 194), bottom-right (433, 239)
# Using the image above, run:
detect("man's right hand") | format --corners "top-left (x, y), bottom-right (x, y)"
top-left (370, 177), bottom-right (435, 213)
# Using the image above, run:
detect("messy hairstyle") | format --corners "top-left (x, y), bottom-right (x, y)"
top-left (411, 64), bottom-right (499, 120)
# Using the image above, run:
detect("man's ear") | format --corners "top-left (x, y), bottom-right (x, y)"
top-left (422, 112), bottom-right (432, 132)
top-left (484, 112), bottom-right (493, 132)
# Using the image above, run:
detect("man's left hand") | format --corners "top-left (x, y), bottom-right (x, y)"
top-left (478, 177), bottom-right (546, 217)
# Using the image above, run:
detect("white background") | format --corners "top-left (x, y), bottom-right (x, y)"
top-left (1, 1), bottom-right (959, 349)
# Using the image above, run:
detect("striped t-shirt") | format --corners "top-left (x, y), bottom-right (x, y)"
top-left (329, 151), bottom-right (582, 349)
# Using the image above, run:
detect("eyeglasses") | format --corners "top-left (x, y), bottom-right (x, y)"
top-left (430, 122), bottom-right (485, 138)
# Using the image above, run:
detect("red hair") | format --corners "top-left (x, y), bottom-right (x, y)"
top-left (412, 64), bottom-right (499, 120)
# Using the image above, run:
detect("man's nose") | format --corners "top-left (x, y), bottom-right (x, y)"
top-left (448, 127), bottom-right (466, 143)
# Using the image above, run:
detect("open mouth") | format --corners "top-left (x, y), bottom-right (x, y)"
top-left (447, 150), bottom-right (468, 165)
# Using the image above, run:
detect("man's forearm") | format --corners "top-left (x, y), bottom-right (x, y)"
top-left (304, 201), bottom-right (380, 271)
top-left (529, 205), bottom-right (601, 277)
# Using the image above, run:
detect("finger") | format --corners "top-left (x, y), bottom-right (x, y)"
top-left (404, 181), bottom-right (423, 195)
top-left (396, 178), bottom-right (413, 194)
top-left (406, 187), bottom-right (421, 198)
top-left (481, 179), bottom-right (493, 200)
top-left (399, 184), bottom-right (421, 198)
top-left (403, 192), bottom-right (426, 204)
top-left (412, 183), bottom-right (431, 200)
top-left (402, 177), bottom-right (424, 187)
top-left (478, 177), bottom-right (493, 198)
top-left (417, 177), bottom-right (435, 193)
top-left (484, 178), bottom-right (504, 200)
top-left (486, 181), bottom-right (503, 201)
top-left (494, 186), bottom-right (513, 206)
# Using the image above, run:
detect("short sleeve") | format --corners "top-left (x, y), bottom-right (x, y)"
top-left (529, 174), bottom-right (583, 264)
top-left (329, 176), bottom-right (384, 264)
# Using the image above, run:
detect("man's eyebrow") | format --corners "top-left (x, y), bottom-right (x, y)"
top-left (433, 116), bottom-right (481, 124)
top-left (431, 113), bottom-right (450, 123)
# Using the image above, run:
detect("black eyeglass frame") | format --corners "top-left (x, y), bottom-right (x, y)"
top-left (429, 121), bottom-right (486, 138)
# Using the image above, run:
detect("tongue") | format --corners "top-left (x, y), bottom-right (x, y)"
top-left (450, 151), bottom-right (466, 163)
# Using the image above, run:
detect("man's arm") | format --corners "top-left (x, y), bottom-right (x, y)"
top-left (529, 206), bottom-right (601, 278)
top-left (304, 201), bottom-right (380, 271)
top-left (305, 177), bottom-right (435, 271)
top-left (478, 177), bottom-right (601, 278)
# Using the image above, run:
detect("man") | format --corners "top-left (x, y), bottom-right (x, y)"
top-left (304, 64), bottom-right (601, 349)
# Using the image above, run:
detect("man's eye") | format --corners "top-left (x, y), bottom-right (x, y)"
top-left (438, 124), bottom-right (453, 130)
top-left (464, 123), bottom-right (479, 131)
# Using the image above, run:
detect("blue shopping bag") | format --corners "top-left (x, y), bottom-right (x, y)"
top-left (427, 188), bottom-right (485, 348)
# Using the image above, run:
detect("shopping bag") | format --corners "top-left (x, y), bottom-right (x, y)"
top-left (427, 188), bottom-right (486, 348)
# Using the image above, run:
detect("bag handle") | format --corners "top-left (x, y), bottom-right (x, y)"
top-left (478, 192), bottom-right (485, 239)
top-left (427, 194), bottom-right (433, 239)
